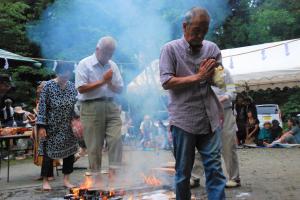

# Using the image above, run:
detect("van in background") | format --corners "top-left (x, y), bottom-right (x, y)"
top-left (256, 104), bottom-right (283, 128)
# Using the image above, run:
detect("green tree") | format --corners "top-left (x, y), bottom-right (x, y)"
top-left (1, 66), bottom-right (54, 109)
top-left (248, 2), bottom-right (296, 44)
top-left (212, 0), bottom-right (253, 48)
top-left (0, 0), bottom-right (53, 56)
top-left (281, 91), bottom-right (300, 118)
top-left (214, 0), bottom-right (300, 48)
top-left (0, 0), bottom-right (54, 109)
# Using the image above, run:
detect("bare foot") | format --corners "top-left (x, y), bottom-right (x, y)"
top-left (64, 181), bottom-right (75, 189)
top-left (42, 180), bottom-right (52, 191)
top-left (74, 153), bottom-right (80, 162)
top-left (79, 148), bottom-right (87, 157)
top-left (264, 142), bottom-right (272, 147)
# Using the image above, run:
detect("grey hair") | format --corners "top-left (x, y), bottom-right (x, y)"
top-left (184, 7), bottom-right (210, 24)
top-left (96, 36), bottom-right (116, 49)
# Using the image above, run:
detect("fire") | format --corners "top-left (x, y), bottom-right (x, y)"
top-left (127, 195), bottom-right (134, 200)
top-left (70, 187), bottom-right (80, 198)
top-left (108, 188), bottom-right (115, 196)
top-left (141, 173), bottom-right (162, 186)
top-left (80, 174), bottom-right (93, 189)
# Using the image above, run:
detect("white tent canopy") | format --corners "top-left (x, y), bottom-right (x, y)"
top-left (127, 38), bottom-right (300, 92)
top-left (223, 38), bottom-right (300, 90)
top-left (233, 69), bottom-right (300, 91)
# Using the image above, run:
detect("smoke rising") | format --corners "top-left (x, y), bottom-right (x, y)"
top-left (27, 0), bottom-right (230, 82)
top-left (27, 0), bottom-right (231, 122)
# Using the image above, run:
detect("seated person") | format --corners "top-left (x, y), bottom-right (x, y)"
top-left (267, 118), bottom-right (300, 146)
top-left (245, 111), bottom-right (260, 144)
top-left (257, 121), bottom-right (272, 146)
top-left (14, 106), bottom-right (28, 127)
top-left (270, 119), bottom-right (282, 141)
top-left (15, 106), bottom-right (35, 127)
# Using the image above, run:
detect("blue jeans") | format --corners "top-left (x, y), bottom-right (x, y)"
top-left (172, 126), bottom-right (226, 200)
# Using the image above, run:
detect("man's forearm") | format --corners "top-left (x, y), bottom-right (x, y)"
top-left (163, 74), bottom-right (201, 90)
top-left (77, 80), bottom-right (106, 94)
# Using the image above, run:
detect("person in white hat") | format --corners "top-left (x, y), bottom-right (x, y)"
top-left (14, 106), bottom-right (31, 127)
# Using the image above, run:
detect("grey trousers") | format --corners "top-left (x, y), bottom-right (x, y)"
top-left (192, 108), bottom-right (240, 181)
top-left (80, 100), bottom-right (122, 172)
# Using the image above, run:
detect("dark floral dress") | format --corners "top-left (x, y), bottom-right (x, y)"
top-left (37, 80), bottom-right (78, 159)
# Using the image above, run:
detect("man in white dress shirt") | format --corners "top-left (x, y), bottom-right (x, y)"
top-left (75, 36), bottom-right (124, 172)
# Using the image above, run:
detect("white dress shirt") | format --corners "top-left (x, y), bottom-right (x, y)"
top-left (75, 53), bottom-right (124, 101)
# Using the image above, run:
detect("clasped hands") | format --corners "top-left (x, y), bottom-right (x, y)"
top-left (196, 58), bottom-right (217, 82)
top-left (103, 68), bottom-right (113, 83)
top-left (103, 68), bottom-right (119, 91)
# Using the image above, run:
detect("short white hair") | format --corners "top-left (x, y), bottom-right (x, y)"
top-left (184, 7), bottom-right (210, 24)
top-left (96, 36), bottom-right (116, 49)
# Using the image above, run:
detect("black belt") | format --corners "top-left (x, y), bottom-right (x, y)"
top-left (83, 97), bottom-right (113, 102)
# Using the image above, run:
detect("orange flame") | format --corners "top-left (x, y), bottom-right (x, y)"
top-left (109, 188), bottom-right (115, 197)
top-left (126, 194), bottom-right (134, 200)
top-left (80, 174), bottom-right (93, 189)
top-left (141, 173), bottom-right (162, 186)
top-left (70, 187), bottom-right (80, 198)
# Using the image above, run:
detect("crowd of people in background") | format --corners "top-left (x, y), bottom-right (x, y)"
top-left (234, 93), bottom-right (300, 147)
top-left (138, 115), bottom-right (172, 150)
top-left (1, 98), bottom-right (33, 128)
top-left (1, 68), bottom-right (300, 152)
top-left (0, 98), bottom-right (34, 160)
top-left (2, 82), bottom-right (299, 164)
top-left (266, 118), bottom-right (300, 146)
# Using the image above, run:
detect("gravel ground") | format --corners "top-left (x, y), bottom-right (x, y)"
top-left (0, 147), bottom-right (299, 200)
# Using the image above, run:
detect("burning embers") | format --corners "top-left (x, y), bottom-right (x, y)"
top-left (64, 172), bottom-right (172, 200)
top-left (141, 173), bottom-right (162, 186)
top-left (65, 173), bottom-right (124, 200)
top-left (65, 187), bottom-right (124, 200)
